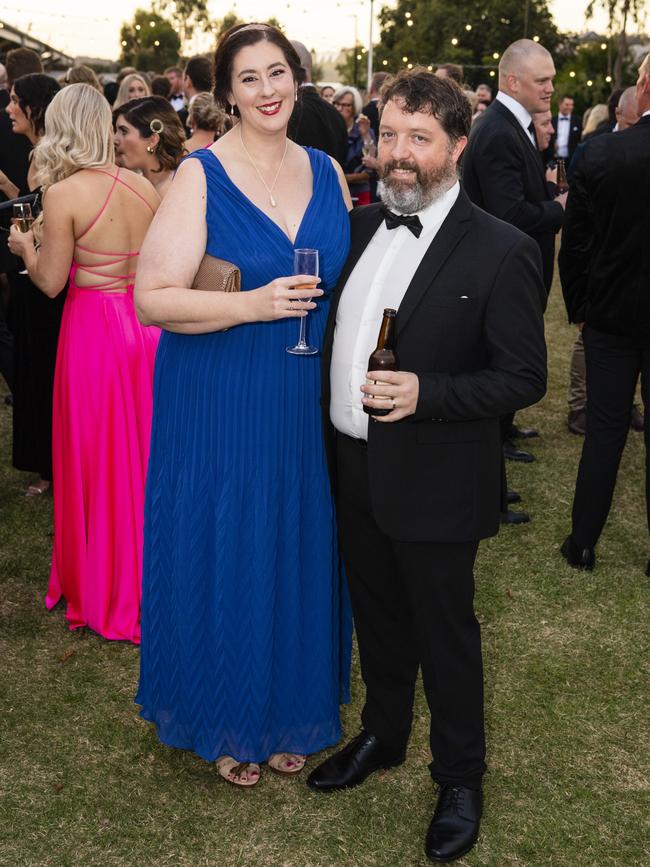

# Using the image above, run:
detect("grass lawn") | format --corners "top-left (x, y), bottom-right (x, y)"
top-left (1, 282), bottom-right (649, 867)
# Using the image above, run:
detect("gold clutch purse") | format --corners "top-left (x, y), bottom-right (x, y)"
top-left (191, 253), bottom-right (241, 293)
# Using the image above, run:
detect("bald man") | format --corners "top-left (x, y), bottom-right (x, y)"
top-left (462, 39), bottom-right (562, 513)
top-left (614, 85), bottom-right (640, 131)
top-left (287, 39), bottom-right (347, 166)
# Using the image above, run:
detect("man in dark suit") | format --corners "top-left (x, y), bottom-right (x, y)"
top-left (306, 69), bottom-right (547, 864)
top-left (559, 53), bottom-right (650, 573)
top-left (362, 71), bottom-right (388, 140)
top-left (546, 95), bottom-right (582, 164)
top-left (288, 40), bottom-right (347, 166)
top-left (462, 38), bottom-right (565, 503)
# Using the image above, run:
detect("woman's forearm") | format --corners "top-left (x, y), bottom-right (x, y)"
top-left (0, 177), bottom-right (19, 199)
top-left (136, 285), bottom-right (257, 334)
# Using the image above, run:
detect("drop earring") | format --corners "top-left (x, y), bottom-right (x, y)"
top-left (230, 103), bottom-right (235, 116)
top-left (146, 145), bottom-right (154, 153)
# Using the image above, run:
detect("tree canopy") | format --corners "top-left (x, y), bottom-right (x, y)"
top-left (119, 9), bottom-right (181, 71)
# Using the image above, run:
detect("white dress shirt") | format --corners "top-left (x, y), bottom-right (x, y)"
top-left (555, 112), bottom-right (571, 157)
top-left (496, 91), bottom-right (536, 147)
top-left (643, 110), bottom-right (650, 118)
top-left (330, 182), bottom-right (460, 440)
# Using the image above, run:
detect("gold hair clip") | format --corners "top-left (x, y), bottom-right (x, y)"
top-left (150, 118), bottom-right (164, 134)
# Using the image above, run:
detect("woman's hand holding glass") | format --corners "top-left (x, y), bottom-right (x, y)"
top-left (249, 274), bottom-right (322, 323)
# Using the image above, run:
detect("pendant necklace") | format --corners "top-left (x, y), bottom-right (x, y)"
top-left (239, 127), bottom-right (288, 208)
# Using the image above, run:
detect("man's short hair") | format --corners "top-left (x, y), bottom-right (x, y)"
top-left (5, 48), bottom-right (43, 86)
top-left (436, 64), bottom-right (463, 85)
top-left (559, 95), bottom-right (574, 103)
top-left (380, 67), bottom-right (471, 142)
top-left (164, 66), bottom-right (183, 77)
top-left (184, 56), bottom-right (213, 92)
top-left (151, 75), bottom-right (172, 99)
top-left (369, 72), bottom-right (388, 95)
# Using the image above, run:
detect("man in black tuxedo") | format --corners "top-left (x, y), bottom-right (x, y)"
top-left (546, 95), bottom-right (582, 164)
top-left (462, 38), bottom-right (565, 500)
top-left (288, 41), bottom-right (347, 166)
top-left (559, 53), bottom-right (650, 574)
top-left (307, 69), bottom-right (546, 864)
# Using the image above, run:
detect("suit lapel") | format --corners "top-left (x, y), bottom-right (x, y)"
top-left (492, 100), bottom-right (546, 184)
top-left (397, 190), bottom-right (472, 335)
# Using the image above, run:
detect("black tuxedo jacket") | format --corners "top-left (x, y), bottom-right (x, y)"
top-left (289, 85), bottom-right (348, 166)
top-left (559, 116), bottom-right (650, 337)
top-left (462, 99), bottom-right (564, 295)
top-left (544, 113), bottom-right (582, 164)
top-left (321, 191), bottom-right (547, 543)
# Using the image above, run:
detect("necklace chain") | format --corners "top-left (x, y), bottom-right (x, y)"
top-left (239, 128), bottom-right (288, 208)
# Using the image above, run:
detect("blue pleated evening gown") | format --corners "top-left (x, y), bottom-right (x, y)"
top-left (136, 147), bottom-right (352, 763)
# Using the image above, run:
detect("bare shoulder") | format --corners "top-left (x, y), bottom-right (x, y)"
top-left (328, 155), bottom-right (353, 211)
top-left (117, 168), bottom-right (161, 211)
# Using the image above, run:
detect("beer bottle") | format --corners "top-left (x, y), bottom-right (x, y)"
top-left (556, 158), bottom-right (569, 194)
top-left (364, 308), bottom-right (399, 417)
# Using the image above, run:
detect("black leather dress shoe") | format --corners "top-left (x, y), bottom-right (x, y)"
top-left (506, 489), bottom-right (522, 504)
top-left (500, 509), bottom-right (530, 525)
top-left (560, 535), bottom-right (595, 571)
top-left (508, 424), bottom-right (539, 439)
top-left (425, 785), bottom-right (482, 863)
top-left (306, 731), bottom-right (405, 792)
top-left (503, 439), bottom-right (535, 463)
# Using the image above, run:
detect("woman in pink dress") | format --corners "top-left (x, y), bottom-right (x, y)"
top-left (9, 83), bottom-right (161, 643)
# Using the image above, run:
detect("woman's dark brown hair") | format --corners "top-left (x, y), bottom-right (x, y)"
top-left (213, 23), bottom-right (302, 116)
top-left (113, 95), bottom-right (186, 173)
top-left (13, 73), bottom-right (61, 137)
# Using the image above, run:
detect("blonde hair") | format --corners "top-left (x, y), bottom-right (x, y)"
top-left (188, 92), bottom-right (227, 134)
top-left (34, 83), bottom-right (114, 189)
top-left (582, 103), bottom-right (608, 138)
top-left (113, 73), bottom-right (151, 110)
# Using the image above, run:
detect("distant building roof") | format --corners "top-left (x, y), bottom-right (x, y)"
top-left (0, 18), bottom-right (74, 68)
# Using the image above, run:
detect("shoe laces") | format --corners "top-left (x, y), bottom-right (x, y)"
top-left (439, 785), bottom-right (465, 813)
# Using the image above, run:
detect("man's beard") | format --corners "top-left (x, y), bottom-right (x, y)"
top-left (377, 155), bottom-right (457, 214)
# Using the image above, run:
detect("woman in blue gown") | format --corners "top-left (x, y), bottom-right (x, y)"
top-left (134, 23), bottom-right (352, 786)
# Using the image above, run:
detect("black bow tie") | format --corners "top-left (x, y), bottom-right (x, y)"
top-left (559, 115), bottom-right (570, 120)
top-left (382, 207), bottom-right (423, 238)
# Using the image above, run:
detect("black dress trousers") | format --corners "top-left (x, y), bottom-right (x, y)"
top-left (335, 432), bottom-right (486, 789)
top-left (571, 325), bottom-right (650, 548)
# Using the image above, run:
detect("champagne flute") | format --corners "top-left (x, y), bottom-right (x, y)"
top-left (12, 202), bottom-right (33, 233)
top-left (286, 248), bottom-right (319, 356)
top-left (362, 139), bottom-right (376, 159)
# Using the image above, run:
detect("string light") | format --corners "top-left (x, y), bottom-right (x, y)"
top-left (569, 70), bottom-right (576, 77)
top-left (533, 35), bottom-right (540, 42)
top-left (135, 24), bottom-right (141, 30)
top-left (465, 24), bottom-right (472, 31)
top-left (402, 55), bottom-right (408, 62)
top-left (407, 63), bottom-right (413, 68)
top-left (601, 42), bottom-right (607, 49)
top-left (382, 59), bottom-right (388, 65)
top-left (154, 39), bottom-right (160, 46)
top-left (587, 79), bottom-right (593, 86)
top-left (489, 70), bottom-right (496, 77)
top-left (451, 37), bottom-right (458, 45)
top-left (405, 11), bottom-right (411, 17)
top-left (492, 51), bottom-right (499, 59)
top-left (407, 19), bottom-right (413, 26)
top-left (605, 74), bottom-right (612, 82)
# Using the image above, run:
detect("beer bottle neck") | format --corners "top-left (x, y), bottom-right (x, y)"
top-left (376, 315), bottom-right (396, 351)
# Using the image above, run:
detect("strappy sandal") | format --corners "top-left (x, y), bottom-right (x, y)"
top-left (215, 756), bottom-right (261, 788)
top-left (25, 479), bottom-right (50, 497)
top-left (267, 753), bottom-right (307, 776)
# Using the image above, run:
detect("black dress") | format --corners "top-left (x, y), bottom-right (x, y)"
top-left (9, 185), bottom-right (66, 481)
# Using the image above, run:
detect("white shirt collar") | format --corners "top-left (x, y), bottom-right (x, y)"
top-left (496, 90), bottom-right (533, 137)
top-left (643, 110), bottom-right (650, 118)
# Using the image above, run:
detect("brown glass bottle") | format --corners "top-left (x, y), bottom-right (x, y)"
top-left (556, 158), bottom-right (569, 194)
top-left (364, 308), bottom-right (399, 417)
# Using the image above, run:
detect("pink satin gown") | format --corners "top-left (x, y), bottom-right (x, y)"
top-left (45, 169), bottom-right (160, 643)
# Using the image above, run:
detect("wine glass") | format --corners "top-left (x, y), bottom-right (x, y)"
top-left (362, 139), bottom-right (376, 159)
top-left (12, 202), bottom-right (33, 233)
top-left (286, 248), bottom-right (319, 356)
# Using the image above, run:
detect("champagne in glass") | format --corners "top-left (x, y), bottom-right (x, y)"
top-left (286, 248), bottom-right (319, 356)
top-left (12, 202), bottom-right (33, 233)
